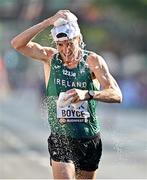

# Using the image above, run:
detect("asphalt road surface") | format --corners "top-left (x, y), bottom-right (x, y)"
top-left (0, 90), bottom-right (147, 179)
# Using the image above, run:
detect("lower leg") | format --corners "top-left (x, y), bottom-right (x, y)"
top-left (51, 159), bottom-right (75, 179)
top-left (76, 169), bottom-right (97, 179)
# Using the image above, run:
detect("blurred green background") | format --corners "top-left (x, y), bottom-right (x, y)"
top-left (0, 0), bottom-right (147, 179)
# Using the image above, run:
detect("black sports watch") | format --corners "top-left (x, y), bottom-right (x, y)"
top-left (88, 90), bottom-right (95, 100)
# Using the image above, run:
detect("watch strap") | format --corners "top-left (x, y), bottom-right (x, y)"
top-left (87, 91), bottom-right (93, 100)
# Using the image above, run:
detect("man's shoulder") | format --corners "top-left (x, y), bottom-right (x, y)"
top-left (86, 51), bottom-right (104, 67)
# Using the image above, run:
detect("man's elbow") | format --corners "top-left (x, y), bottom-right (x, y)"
top-left (116, 93), bottom-right (123, 103)
top-left (11, 39), bottom-right (18, 49)
top-left (11, 38), bottom-right (21, 50)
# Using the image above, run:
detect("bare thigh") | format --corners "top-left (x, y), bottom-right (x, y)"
top-left (76, 169), bottom-right (97, 179)
top-left (51, 159), bottom-right (75, 179)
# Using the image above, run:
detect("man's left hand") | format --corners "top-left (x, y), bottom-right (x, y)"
top-left (65, 89), bottom-right (89, 103)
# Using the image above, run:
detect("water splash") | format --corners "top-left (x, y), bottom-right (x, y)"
top-left (111, 131), bottom-right (128, 162)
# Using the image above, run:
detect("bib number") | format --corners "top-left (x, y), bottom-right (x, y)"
top-left (57, 92), bottom-right (90, 123)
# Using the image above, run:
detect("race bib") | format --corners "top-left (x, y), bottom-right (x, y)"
top-left (57, 92), bottom-right (90, 123)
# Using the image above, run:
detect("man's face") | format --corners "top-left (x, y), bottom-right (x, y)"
top-left (56, 36), bottom-right (80, 61)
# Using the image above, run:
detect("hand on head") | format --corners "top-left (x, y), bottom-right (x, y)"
top-left (50, 10), bottom-right (78, 26)
top-left (50, 10), bottom-right (70, 25)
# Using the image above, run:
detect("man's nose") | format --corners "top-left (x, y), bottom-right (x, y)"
top-left (65, 45), bottom-right (70, 52)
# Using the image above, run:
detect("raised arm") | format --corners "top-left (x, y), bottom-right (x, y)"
top-left (11, 10), bottom-right (70, 62)
top-left (87, 53), bottom-right (122, 103)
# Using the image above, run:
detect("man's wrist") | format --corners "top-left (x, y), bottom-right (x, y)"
top-left (85, 90), bottom-right (95, 100)
top-left (88, 90), bottom-right (95, 100)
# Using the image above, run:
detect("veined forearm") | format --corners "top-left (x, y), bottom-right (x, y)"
top-left (93, 89), bottom-right (122, 103)
top-left (11, 19), bottom-right (52, 49)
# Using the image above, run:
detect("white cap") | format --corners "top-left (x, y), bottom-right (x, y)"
top-left (51, 12), bottom-right (81, 41)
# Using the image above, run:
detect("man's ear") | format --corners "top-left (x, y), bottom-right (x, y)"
top-left (78, 36), bottom-right (81, 43)
top-left (78, 35), bottom-right (85, 48)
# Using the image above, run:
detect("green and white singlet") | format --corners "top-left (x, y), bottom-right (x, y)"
top-left (46, 50), bottom-right (100, 138)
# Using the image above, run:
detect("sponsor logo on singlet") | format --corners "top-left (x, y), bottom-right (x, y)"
top-left (62, 69), bottom-right (76, 77)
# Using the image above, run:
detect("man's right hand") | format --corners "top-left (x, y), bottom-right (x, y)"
top-left (48, 10), bottom-right (70, 26)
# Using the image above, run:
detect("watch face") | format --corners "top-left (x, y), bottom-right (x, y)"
top-left (89, 90), bottom-right (95, 96)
